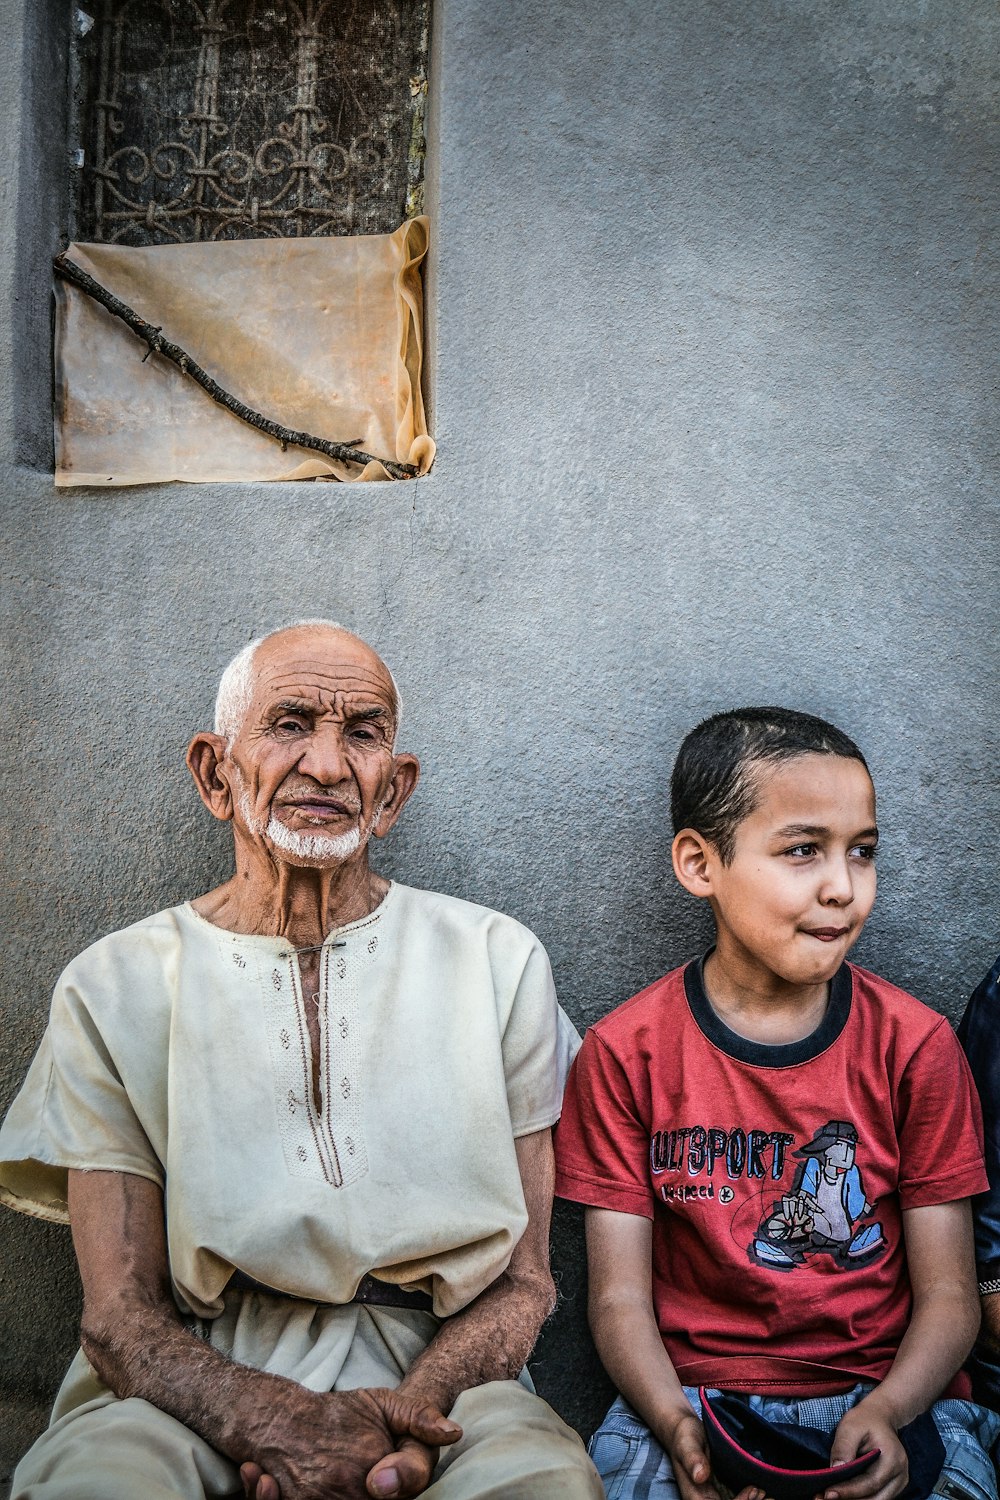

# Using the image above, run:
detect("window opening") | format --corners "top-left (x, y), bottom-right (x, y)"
top-left (70, 0), bottom-right (430, 245)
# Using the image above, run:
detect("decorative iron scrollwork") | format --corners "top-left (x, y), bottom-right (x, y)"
top-left (73, 0), bottom-right (429, 244)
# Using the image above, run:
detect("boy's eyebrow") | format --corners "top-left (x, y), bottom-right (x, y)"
top-left (773, 823), bottom-right (879, 839)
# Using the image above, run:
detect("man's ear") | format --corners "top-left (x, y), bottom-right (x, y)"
top-left (186, 732), bottom-right (234, 823)
top-left (373, 754), bottom-right (420, 839)
top-left (672, 828), bottom-right (717, 899)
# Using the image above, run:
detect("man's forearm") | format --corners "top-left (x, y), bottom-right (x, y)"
top-left (396, 1264), bottom-right (556, 1414)
top-left (396, 1126), bottom-right (562, 1416)
top-left (68, 1170), bottom-right (456, 1500)
top-left (81, 1292), bottom-right (326, 1465)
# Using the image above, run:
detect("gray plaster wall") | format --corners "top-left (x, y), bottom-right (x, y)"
top-left (1, 0), bottom-right (998, 1480)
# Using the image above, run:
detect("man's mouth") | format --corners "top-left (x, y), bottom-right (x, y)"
top-left (803, 927), bottom-right (851, 942)
top-left (278, 796), bottom-right (359, 821)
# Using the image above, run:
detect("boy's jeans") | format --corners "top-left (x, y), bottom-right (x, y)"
top-left (588, 1385), bottom-right (1000, 1500)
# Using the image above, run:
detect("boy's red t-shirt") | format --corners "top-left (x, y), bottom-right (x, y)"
top-left (554, 958), bottom-right (987, 1397)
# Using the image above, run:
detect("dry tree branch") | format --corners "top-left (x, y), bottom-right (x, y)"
top-left (53, 253), bottom-right (419, 481)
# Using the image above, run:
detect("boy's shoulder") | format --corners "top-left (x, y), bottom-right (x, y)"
top-left (847, 960), bottom-right (951, 1041)
top-left (586, 960), bottom-right (692, 1051)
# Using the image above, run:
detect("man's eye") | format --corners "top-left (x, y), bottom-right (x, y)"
top-left (350, 726), bottom-right (380, 743)
top-left (275, 718), bottom-right (307, 733)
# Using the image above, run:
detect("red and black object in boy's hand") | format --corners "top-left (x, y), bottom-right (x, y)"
top-left (700, 1388), bottom-right (881, 1500)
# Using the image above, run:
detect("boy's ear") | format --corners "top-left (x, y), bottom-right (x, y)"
top-left (672, 828), bottom-right (716, 898)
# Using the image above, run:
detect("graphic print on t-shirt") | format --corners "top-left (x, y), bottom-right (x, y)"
top-left (748, 1118), bottom-right (885, 1272)
top-left (650, 1116), bottom-right (887, 1274)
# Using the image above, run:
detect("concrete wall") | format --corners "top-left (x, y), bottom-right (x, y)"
top-left (1, 0), bottom-right (998, 1476)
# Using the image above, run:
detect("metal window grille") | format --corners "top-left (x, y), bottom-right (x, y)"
top-left (71, 0), bottom-right (430, 245)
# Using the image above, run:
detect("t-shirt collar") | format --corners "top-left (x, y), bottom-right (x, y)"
top-left (683, 951), bottom-right (853, 1068)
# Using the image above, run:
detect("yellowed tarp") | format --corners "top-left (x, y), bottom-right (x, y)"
top-left (54, 218), bottom-right (433, 486)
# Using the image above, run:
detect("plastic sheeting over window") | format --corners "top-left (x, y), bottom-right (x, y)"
top-left (54, 216), bottom-right (433, 485)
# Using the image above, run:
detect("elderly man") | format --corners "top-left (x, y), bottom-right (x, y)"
top-left (0, 621), bottom-right (601, 1500)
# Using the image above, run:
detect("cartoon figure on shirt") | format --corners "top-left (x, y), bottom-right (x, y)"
top-left (750, 1119), bottom-right (886, 1272)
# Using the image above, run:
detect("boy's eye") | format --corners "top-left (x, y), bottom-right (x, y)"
top-left (784, 843), bottom-right (817, 858)
top-left (851, 843), bottom-right (878, 861)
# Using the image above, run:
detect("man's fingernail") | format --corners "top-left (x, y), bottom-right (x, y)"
top-left (372, 1469), bottom-right (401, 1497)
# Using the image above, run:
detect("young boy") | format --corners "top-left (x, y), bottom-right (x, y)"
top-left (555, 708), bottom-right (999, 1500)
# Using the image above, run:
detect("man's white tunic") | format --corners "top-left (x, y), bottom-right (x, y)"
top-left (0, 882), bottom-right (579, 1320)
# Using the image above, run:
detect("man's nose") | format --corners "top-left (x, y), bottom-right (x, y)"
top-left (295, 724), bottom-right (351, 784)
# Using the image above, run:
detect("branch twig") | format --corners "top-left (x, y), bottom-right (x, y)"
top-left (53, 253), bottom-right (419, 481)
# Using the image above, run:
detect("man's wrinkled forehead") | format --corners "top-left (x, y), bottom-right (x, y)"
top-left (249, 635), bottom-right (398, 720)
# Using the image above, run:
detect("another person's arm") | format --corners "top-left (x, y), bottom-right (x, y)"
top-left (68, 1169), bottom-right (460, 1500)
top-left (586, 1205), bottom-right (759, 1500)
top-left (822, 1199), bottom-right (980, 1500)
top-left (957, 955), bottom-right (1000, 1353)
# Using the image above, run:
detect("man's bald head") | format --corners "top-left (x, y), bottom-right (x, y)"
top-left (214, 620), bottom-right (402, 747)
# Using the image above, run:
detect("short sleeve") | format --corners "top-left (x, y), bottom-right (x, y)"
top-left (0, 965), bottom-right (164, 1224)
top-left (500, 938), bottom-right (581, 1137)
top-left (554, 1027), bottom-right (655, 1217)
top-left (895, 1016), bottom-right (987, 1211)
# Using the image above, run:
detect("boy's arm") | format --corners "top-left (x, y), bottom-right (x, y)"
top-left (586, 1207), bottom-right (760, 1500)
top-left (822, 1199), bottom-right (980, 1500)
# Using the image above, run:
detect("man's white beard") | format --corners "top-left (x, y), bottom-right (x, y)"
top-left (264, 816), bottom-right (362, 864)
top-left (236, 776), bottom-right (376, 866)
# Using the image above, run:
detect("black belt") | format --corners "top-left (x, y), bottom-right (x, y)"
top-left (228, 1268), bottom-right (435, 1312)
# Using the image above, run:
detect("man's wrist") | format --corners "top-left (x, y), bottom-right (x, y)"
top-left (397, 1369), bottom-right (459, 1419)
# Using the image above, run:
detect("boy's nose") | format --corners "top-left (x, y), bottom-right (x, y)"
top-left (819, 856), bottom-right (855, 905)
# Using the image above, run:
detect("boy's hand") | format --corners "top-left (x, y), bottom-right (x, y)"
top-left (820, 1405), bottom-right (908, 1500)
top-left (662, 1409), bottom-right (763, 1500)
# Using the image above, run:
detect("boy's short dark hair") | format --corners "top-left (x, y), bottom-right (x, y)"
top-left (670, 707), bottom-right (869, 864)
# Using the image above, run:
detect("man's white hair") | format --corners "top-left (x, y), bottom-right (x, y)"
top-left (214, 619), bottom-right (403, 746)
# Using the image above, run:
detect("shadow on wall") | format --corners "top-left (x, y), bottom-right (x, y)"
top-left (531, 1199), bottom-right (618, 1437)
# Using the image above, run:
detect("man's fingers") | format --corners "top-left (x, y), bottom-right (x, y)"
top-left (367, 1439), bottom-right (437, 1498)
top-left (406, 1408), bottom-right (463, 1447)
top-left (239, 1462), bottom-right (262, 1499)
top-left (382, 1395), bottom-right (462, 1447)
top-left (238, 1463), bottom-right (280, 1500)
